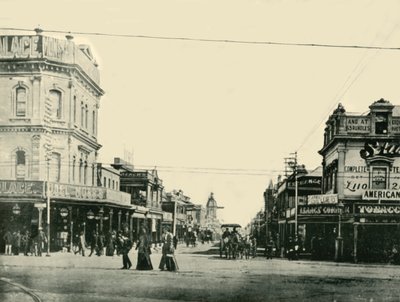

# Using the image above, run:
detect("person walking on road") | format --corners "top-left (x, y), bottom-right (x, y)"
top-left (3, 230), bottom-right (12, 255)
top-left (117, 227), bottom-right (132, 269)
top-left (136, 225), bottom-right (153, 270)
top-left (75, 231), bottom-right (86, 256)
top-left (159, 227), bottom-right (179, 272)
top-left (89, 230), bottom-right (99, 257)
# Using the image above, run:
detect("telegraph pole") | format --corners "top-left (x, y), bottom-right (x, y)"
top-left (285, 152), bottom-right (298, 238)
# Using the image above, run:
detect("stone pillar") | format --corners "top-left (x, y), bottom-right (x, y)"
top-left (353, 224), bottom-right (358, 263)
top-left (118, 211), bottom-right (122, 231)
top-left (109, 209), bottom-right (113, 231)
top-left (337, 146), bottom-right (346, 199)
top-left (38, 207), bottom-right (43, 229)
top-left (68, 206), bottom-right (73, 253)
top-left (129, 215), bottom-right (133, 242)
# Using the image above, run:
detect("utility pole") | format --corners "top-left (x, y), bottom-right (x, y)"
top-left (285, 152), bottom-right (298, 238)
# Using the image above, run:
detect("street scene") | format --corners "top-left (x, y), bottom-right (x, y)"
top-left (2, 0), bottom-right (400, 301)
top-left (3, 242), bottom-right (400, 302)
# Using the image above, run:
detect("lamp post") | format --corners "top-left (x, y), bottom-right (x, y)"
top-left (12, 204), bottom-right (21, 215)
top-left (335, 201), bottom-right (344, 262)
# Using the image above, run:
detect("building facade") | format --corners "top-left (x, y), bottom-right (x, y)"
top-left (316, 99), bottom-right (400, 262)
top-left (0, 32), bottom-right (132, 252)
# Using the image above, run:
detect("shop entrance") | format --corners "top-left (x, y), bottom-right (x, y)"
top-left (357, 224), bottom-right (400, 263)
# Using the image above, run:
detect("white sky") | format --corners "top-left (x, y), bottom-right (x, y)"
top-left (2, 0), bottom-right (400, 227)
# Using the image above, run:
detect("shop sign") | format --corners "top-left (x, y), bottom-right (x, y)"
top-left (287, 177), bottom-right (321, 188)
top-left (360, 141), bottom-right (400, 159)
top-left (346, 117), bottom-right (370, 133)
top-left (0, 180), bottom-right (44, 197)
top-left (48, 183), bottom-right (106, 200)
top-left (362, 190), bottom-right (400, 201)
top-left (298, 205), bottom-right (351, 216)
top-left (307, 194), bottom-right (338, 205)
top-left (356, 204), bottom-right (400, 215)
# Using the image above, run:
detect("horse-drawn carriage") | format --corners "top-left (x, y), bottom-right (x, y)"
top-left (219, 223), bottom-right (243, 259)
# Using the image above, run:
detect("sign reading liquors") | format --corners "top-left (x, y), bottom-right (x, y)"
top-left (307, 194), bottom-right (338, 205)
top-left (363, 190), bottom-right (400, 201)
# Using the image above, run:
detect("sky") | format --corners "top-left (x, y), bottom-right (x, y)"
top-left (2, 0), bottom-right (400, 227)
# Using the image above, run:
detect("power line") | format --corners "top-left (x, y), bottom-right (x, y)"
top-left (1, 27), bottom-right (400, 51)
top-left (295, 20), bottom-right (400, 153)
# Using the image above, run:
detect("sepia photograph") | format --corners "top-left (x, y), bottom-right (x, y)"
top-left (1, 0), bottom-right (400, 301)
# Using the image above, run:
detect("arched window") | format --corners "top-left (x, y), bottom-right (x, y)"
top-left (79, 159), bottom-right (83, 183)
top-left (72, 156), bottom-right (76, 182)
top-left (49, 89), bottom-right (62, 119)
top-left (16, 87), bottom-right (27, 117)
top-left (84, 161), bottom-right (88, 185)
top-left (50, 152), bottom-right (61, 182)
top-left (92, 110), bottom-right (96, 134)
top-left (16, 150), bottom-right (26, 180)
top-left (73, 96), bottom-right (77, 123)
top-left (80, 102), bottom-right (84, 127)
top-left (85, 105), bottom-right (88, 129)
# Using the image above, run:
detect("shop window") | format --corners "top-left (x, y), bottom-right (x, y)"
top-left (16, 87), bottom-right (27, 117)
top-left (371, 167), bottom-right (388, 189)
top-left (16, 150), bottom-right (26, 180)
top-left (49, 89), bottom-right (62, 119)
top-left (375, 113), bottom-right (388, 134)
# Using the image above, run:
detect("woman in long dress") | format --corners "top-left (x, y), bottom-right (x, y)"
top-left (136, 225), bottom-right (153, 270)
top-left (159, 227), bottom-right (179, 272)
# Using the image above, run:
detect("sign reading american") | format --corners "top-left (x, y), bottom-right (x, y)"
top-left (362, 190), bottom-right (400, 201)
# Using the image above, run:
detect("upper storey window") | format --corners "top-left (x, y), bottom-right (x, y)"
top-left (16, 87), bottom-right (27, 117)
top-left (375, 113), bottom-right (388, 134)
top-left (49, 89), bottom-right (62, 119)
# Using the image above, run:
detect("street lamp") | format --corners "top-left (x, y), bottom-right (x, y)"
top-left (12, 204), bottom-right (21, 215)
top-left (87, 210), bottom-right (95, 220)
top-left (335, 201), bottom-right (344, 262)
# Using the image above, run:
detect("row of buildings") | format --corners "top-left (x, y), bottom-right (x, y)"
top-left (0, 31), bottom-right (222, 252)
top-left (258, 99), bottom-right (400, 263)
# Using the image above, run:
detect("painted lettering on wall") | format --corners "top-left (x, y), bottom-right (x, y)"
top-left (346, 118), bottom-right (370, 133)
top-left (360, 141), bottom-right (400, 159)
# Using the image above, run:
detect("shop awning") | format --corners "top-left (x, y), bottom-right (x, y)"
top-left (132, 212), bottom-right (146, 219)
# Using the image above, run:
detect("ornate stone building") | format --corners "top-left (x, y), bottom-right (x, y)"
top-left (0, 32), bottom-right (131, 252)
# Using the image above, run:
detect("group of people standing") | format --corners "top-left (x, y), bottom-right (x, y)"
top-left (118, 225), bottom-right (178, 272)
top-left (3, 228), bottom-right (47, 256)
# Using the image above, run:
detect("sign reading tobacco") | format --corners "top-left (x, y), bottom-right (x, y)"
top-left (356, 204), bottom-right (400, 215)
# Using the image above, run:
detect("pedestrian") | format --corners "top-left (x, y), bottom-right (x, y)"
top-left (37, 228), bottom-right (47, 256)
top-left (106, 230), bottom-right (116, 256)
top-left (135, 225), bottom-right (153, 270)
top-left (13, 230), bottom-right (21, 256)
top-left (117, 228), bottom-right (132, 269)
top-left (173, 235), bottom-right (178, 250)
top-left (266, 238), bottom-right (275, 259)
top-left (159, 227), bottom-right (179, 272)
top-left (89, 230), bottom-right (99, 257)
top-left (75, 231), bottom-right (86, 256)
top-left (21, 230), bottom-right (31, 256)
top-left (3, 230), bottom-right (12, 255)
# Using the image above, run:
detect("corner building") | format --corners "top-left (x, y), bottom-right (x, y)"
top-left (0, 33), bottom-right (131, 252)
top-left (319, 99), bottom-right (400, 262)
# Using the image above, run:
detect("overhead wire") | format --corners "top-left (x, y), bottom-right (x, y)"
top-left (0, 27), bottom-right (399, 51)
